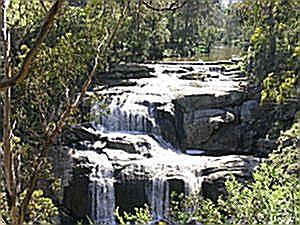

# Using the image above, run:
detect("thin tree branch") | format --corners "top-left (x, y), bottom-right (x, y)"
top-left (0, 0), bottom-right (65, 91)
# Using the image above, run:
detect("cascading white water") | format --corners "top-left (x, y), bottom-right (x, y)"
top-left (78, 151), bottom-right (115, 225)
top-left (150, 169), bottom-right (203, 220)
top-left (92, 93), bottom-right (161, 135)
top-left (151, 175), bottom-right (170, 220)
top-left (89, 170), bottom-right (115, 224)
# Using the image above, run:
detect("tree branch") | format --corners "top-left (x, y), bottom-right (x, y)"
top-left (0, 0), bottom-right (65, 91)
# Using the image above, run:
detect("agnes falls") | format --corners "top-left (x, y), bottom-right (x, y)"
top-left (63, 61), bottom-right (261, 224)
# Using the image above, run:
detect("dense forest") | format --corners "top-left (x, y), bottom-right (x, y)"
top-left (0, 0), bottom-right (299, 225)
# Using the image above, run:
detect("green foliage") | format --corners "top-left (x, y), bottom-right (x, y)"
top-left (113, 0), bottom-right (171, 62)
top-left (115, 205), bottom-right (153, 225)
top-left (1, 0), bottom-right (123, 223)
top-left (11, 0), bottom-right (116, 137)
top-left (219, 120), bottom-right (299, 224)
top-left (169, 192), bottom-right (222, 224)
top-left (166, 0), bottom-right (225, 57)
top-left (261, 71), bottom-right (297, 103)
top-left (0, 191), bottom-right (9, 223)
top-left (0, 189), bottom-right (58, 225)
top-left (237, 0), bottom-right (300, 103)
top-left (112, 0), bottom-right (227, 60)
top-left (1, 0), bottom-right (299, 224)
top-left (23, 190), bottom-right (59, 225)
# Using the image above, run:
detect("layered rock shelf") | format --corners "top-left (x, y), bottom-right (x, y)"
top-left (60, 61), bottom-right (285, 224)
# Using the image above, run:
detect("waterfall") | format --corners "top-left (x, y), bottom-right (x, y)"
top-left (92, 93), bottom-right (161, 135)
top-left (86, 63), bottom-right (218, 223)
top-left (150, 169), bottom-right (203, 220)
top-left (82, 152), bottom-right (115, 225)
top-left (151, 175), bottom-right (170, 220)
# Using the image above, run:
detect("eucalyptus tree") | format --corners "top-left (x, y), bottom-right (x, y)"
top-left (237, 0), bottom-right (300, 102)
top-left (0, 0), bottom-right (126, 224)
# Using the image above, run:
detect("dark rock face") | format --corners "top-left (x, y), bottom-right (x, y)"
top-left (62, 155), bottom-right (92, 222)
top-left (64, 175), bottom-right (90, 220)
top-left (156, 103), bottom-right (179, 147)
top-left (115, 180), bottom-right (150, 215)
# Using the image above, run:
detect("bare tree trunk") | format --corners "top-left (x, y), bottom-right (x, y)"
top-left (0, 1), bottom-right (4, 223)
top-left (1, 1), bottom-right (18, 225)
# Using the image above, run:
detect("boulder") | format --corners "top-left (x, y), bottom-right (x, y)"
top-left (63, 125), bottom-right (104, 144)
top-left (174, 90), bottom-right (246, 112)
top-left (179, 108), bottom-right (240, 154)
top-left (104, 133), bottom-right (152, 155)
top-left (201, 155), bottom-right (260, 201)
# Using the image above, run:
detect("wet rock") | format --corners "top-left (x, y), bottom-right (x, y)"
top-left (163, 69), bottom-right (188, 74)
top-left (98, 63), bottom-right (156, 81)
top-left (64, 151), bottom-right (115, 224)
top-left (63, 153), bottom-right (92, 221)
top-left (115, 180), bottom-right (150, 215)
top-left (99, 79), bottom-right (137, 88)
top-left (223, 65), bottom-right (241, 73)
top-left (100, 71), bottom-right (155, 80)
top-left (179, 72), bottom-right (207, 80)
top-left (63, 125), bottom-right (104, 144)
top-left (105, 133), bottom-right (152, 155)
top-left (175, 91), bottom-right (246, 112)
top-left (110, 63), bottom-right (154, 74)
top-left (254, 138), bottom-right (277, 157)
top-left (103, 149), bottom-right (146, 161)
top-left (63, 173), bottom-right (90, 221)
top-left (156, 103), bottom-right (179, 147)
